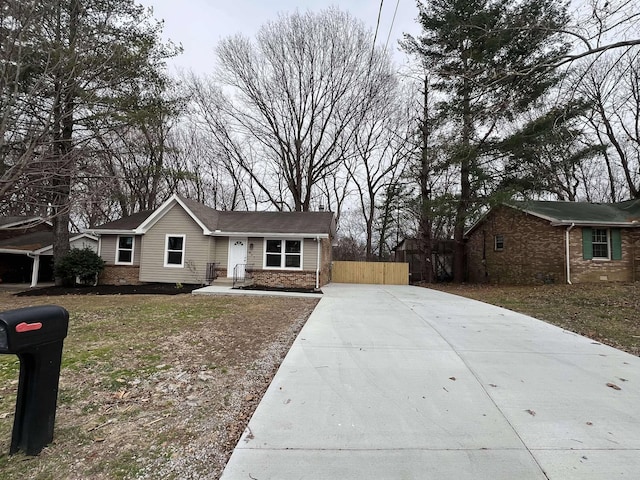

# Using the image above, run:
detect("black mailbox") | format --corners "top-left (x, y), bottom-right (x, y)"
top-left (0, 305), bottom-right (69, 455)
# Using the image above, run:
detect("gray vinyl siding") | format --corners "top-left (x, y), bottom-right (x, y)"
top-left (302, 238), bottom-right (319, 270)
top-left (247, 237), bottom-right (262, 268)
top-left (100, 235), bottom-right (142, 266)
top-left (213, 237), bottom-right (229, 268)
top-left (139, 205), bottom-right (211, 284)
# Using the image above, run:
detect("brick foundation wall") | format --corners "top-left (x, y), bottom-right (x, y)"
top-left (99, 265), bottom-right (142, 285)
top-left (467, 206), bottom-right (566, 285)
top-left (249, 270), bottom-right (318, 289)
top-left (214, 267), bottom-right (228, 280)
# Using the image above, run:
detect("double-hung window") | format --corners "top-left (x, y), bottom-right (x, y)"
top-left (583, 227), bottom-right (622, 261)
top-left (165, 234), bottom-right (185, 267)
top-left (591, 229), bottom-right (609, 259)
top-left (264, 239), bottom-right (302, 269)
top-left (116, 236), bottom-right (134, 264)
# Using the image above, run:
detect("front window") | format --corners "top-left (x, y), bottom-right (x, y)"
top-left (264, 239), bottom-right (302, 269)
top-left (165, 235), bottom-right (185, 267)
top-left (592, 229), bottom-right (609, 259)
top-left (116, 236), bottom-right (134, 264)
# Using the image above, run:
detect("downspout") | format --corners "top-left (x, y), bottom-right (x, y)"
top-left (316, 236), bottom-right (321, 290)
top-left (565, 223), bottom-right (575, 285)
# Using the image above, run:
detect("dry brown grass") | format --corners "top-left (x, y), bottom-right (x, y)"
top-left (428, 283), bottom-right (640, 356)
top-left (0, 292), bottom-right (318, 479)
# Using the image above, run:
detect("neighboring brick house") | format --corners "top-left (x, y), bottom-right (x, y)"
top-left (87, 195), bottom-right (335, 290)
top-left (466, 200), bottom-right (640, 285)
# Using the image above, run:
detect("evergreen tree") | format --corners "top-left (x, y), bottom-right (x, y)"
top-left (1, 0), bottom-right (178, 283)
top-left (404, 0), bottom-right (571, 281)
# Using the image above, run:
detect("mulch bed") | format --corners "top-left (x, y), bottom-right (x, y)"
top-left (15, 283), bottom-right (202, 297)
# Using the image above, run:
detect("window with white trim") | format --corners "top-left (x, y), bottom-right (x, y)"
top-left (164, 234), bottom-right (185, 267)
top-left (592, 228), bottom-right (609, 259)
top-left (264, 239), bottom-right (302, 269)
top-left (116, 236), bottom-right (134, 264)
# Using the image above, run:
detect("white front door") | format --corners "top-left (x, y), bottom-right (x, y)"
top-left (228, 237), bottom-right (248, 279)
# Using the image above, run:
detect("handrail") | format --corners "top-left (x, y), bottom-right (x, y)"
top-left (206, 263), bottom-right (217, 284)
top-left (232, 264), bottom-right (252, 288)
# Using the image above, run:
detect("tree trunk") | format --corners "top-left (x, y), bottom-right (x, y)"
top-left (418, 76), bottom-right (433, 283)
top-left (453, 82), bottom-right (472, 283)
top-left (52, 0), bottom-right (79, 285)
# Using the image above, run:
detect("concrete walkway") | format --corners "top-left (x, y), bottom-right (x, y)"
top-left (220, 284), bottom-right (640, 479)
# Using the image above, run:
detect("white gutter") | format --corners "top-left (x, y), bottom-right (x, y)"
top-left (565, 223), bottom-right (575, 285)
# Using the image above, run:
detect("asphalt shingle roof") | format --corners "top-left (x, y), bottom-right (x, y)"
top-left (511, 200), bottom-right (640, 225)
top-left (92, 210), bottom-right (154, 231)
top-left (91, 196), bottom-right (334, 235)
top-left (0, 216), bottom-right (43, 228)
top-left (217, 211), bottom-right (334, 235)
top-left (0, 231), bottom-right (53, 251)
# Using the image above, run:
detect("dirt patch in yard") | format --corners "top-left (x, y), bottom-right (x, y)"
top-left (0, 292), bottom-right (318, 479)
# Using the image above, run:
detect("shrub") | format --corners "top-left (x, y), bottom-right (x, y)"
top-left (54, 248), bottom-right (105, 286)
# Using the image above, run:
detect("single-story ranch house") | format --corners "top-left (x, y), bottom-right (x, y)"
top-left (466, 200), bottom-right (640, 285)
top-left (87, 195), bottom-right (335, 290)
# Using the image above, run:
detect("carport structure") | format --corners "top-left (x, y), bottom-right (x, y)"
top-left (0, 217), bottom-right (97, 287)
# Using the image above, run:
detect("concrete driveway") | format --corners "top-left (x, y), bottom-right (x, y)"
top-left (220, 284), bottom-right (640, 479)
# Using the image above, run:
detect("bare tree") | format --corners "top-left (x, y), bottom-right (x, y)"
top-left (346, 80), bottom-right (411, 260)
top-left (212, 8), bottom-right (397, 212)
top-left (580, 52), bottom-right (640, 199)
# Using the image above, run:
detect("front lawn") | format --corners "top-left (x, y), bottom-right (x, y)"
top-left (0, 292), bottom-right (318, 479)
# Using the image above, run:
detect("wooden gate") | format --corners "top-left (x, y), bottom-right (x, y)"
top-left (332, 261), bottom-right (409, 285)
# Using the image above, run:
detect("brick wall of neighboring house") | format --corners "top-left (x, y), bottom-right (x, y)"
top-left (569, 228), bottom-right (639, 283)
top-left (250, 270), bottom-right (318, 289)
top-left (99, 265), bottom-right (142, 285)
top-left (466, 206), bottom-right (566, 284)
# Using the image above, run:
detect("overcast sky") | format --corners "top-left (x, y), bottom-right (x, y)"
top-left (137, 0), bottom-right (422, 74)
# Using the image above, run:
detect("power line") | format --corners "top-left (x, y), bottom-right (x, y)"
top-left (372, 0), bottom-right (384, 46)
top-left (384, 0), bottom-right (401, 52)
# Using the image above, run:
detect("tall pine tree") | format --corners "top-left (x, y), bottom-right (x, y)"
top-left (404, 0), bottom-right (571, 281)
top-left (1, 0), bottom-right (178, 283)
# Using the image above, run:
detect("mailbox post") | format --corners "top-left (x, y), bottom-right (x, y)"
top-left (0, 305), bottom-right (69, 456)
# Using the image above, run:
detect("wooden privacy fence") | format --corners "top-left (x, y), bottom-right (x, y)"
top-left (332, 261), bottom-right (409, 285)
